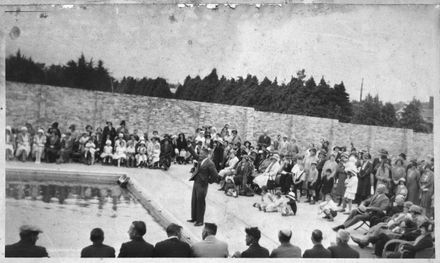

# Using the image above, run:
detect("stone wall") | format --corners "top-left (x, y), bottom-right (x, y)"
top-left (6, 81), bottom-right (434, 159)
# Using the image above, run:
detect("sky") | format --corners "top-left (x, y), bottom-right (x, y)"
top-left (3, 4), bottom-right (439, 103)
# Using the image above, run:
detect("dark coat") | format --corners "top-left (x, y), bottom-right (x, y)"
top-left (154, 237), bottom-right (192, 257)
top-left (81, 243), bottom-right (115, 258)
top-left (118, 238), bottom-right (154, 258)
top-left (328, 243), bottom-right (360, 258)
top-left (212, 144), bottom-right (225, 171)
top-left (241, 243), bottom-right (270, 258)
top-left (302, 244), bottom-right (332, 258)
top-left (5, 241), bottom-right (49, 257)
top-left (357, 161), bottom-right (373, 198)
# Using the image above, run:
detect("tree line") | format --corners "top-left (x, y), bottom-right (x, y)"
top-left (6, 51), bottom-right (432, 133)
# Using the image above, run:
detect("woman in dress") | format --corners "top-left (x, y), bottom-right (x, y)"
top-left (406, 161), bottom-right (421, 205)
top-left (356, 153), bottom-right (373, 204)
top-left (419, 165), bottom-right (434, 218)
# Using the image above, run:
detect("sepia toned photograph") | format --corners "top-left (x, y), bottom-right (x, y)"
top-left (1, 2), bottom-right (438, 260)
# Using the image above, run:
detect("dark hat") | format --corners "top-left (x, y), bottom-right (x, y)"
top-left (379, 149), bottom-right (388, 155)
top-left (399, 153), bottom-right (407, 160)
top-left (333, 146), bottom-right (340, 151)
top-left (106, 121), bottom-right (112, 125)
top-left (120, 120), bottom-right (126, 126)
top-left (309, 148), bottom-right (317, 153)
top-left (19, 225), bottom-right (43, 234)
top-left (52, 122), bottom-right (59, 128)
top-left (245, 227), bottom-right (261, 240)
top-left (244, 140), bottom-right (251, 146)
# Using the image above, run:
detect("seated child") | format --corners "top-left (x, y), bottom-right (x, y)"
top-left (281, 191), bottom-right (297, 216)
top-left (126, 139), bottom-right (136, 167)
top-left (100, 140), bottom-right (113, 164)
top-left (224, 174), bottom-right (238, 198)
top-left (113, 133), bottom-right (127, 167)
top-left (253, 186), bottom-right (274, 211)
top-left (136, 140), bottom-right (148, 167)
top-left (319, 194), bottom-right (338, 221)
top-left (84, 138), bottom-right (96, 165)
top-left (264, 191), bottom-right (286, 213)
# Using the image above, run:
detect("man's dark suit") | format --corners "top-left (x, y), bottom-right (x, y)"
top-left (154, 237), bottom-right (192, 257)
top-left (241, 243), bottom-right (270, 258)
top-left (80, 243), bottom-right (115, 258)
top-left (5, 241), bottom-right (49, 257)
top-left (302, 244), bottom-right (332, 258)
top-left (188, 147), bottom-right (219, 224)
top-left (118, 237), bottom-right (154, 257)
top-left (327, 244), bottom-right (360, 258)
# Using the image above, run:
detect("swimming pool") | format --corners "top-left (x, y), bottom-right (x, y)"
top-left (5, 170), bottom-right (168, 257)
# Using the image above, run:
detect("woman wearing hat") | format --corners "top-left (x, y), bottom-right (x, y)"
top-left (45, 128), bottom-right (61, 163)
top-left (395, 178), bottom-right (408, 200)
top-left (406, 161), bottom-right (421, 205)
top-left (5, 126), bottom-right (15, 161)
top-left (32, 128), bottom-right (47, 164)
top-left (375, 155), bottom-right (392, 193)
top-left (355, 153), bottom-right (373, 205)
top-left (391, 159), bottom-right (406, 195)
top-left (253, 154), bottom-right (281, 193)
top-left (15, 127), bottom-right (31, 162)
top-left (419, 167), bottom-right (434, 218)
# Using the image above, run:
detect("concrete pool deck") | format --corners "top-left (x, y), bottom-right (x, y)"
top-left (6, 161), bottom-right (376, 258)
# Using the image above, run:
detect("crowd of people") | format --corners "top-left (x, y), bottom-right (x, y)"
top-left (5, 221), bottom-right (364, 258)
top-left (5, 120), bottom-right (435, 258)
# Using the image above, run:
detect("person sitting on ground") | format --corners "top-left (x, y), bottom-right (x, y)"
top-left (233, 227), bottom-right (269, 258)
top-left (118, 221), bottom-right (154, 257)
top-left (281, 191), bottom-right (297, 216)
top-left (15, 126), bottom-right (31, 162)
top-left (154, 223), bottom-right (191, 257)
top-left (5, 225), bottom-right (48, 257)
top-left (327, 229), bottom-right (360, 258)
top-left (191, 223), bottom-right (229, 257)
top-left (332, 184), bottom-right (390, 232)
top-left (302, 229), bottom-right (331, 258)
top-left (385, 221), bottom-right (434, 258)
top-left (319, 194), bottom-right (338, 222)
top-left (253, 186), bottom-right (274, 211)
top-left (270, 229), bottom-right (301, 258)
top-left (263, 190), bottom-right (286, 213)
top-left (81, 228), bottom-right (115, 258)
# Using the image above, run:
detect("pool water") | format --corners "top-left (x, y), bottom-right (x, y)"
top-left (5, 181), bottom-right (168, 257)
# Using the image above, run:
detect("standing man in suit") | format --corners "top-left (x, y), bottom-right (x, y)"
top-left (328, 230), bottom-right (360, 258)
top-left (191, 223), bottom-right (229, 257)
top-left (154, 223), bottom-right (191, 257)
top-left (81, 228), bottom-right (115, 258)
top-left (333, 184), bottom-right (390, 231)
top-left (187, 146), bottom-right (219, 226)
top-left (118, 221), bottom-right (154, 257)
top-left (5, 225), bottom-right (49, 257)
top-left (302, 229), bottom-right (331, 258)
